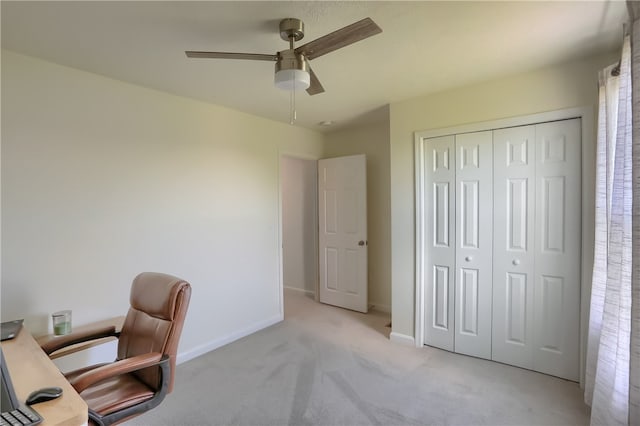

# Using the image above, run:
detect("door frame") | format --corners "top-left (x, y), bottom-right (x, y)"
top-left (277, 152), bottom-right (320, 318)
top-left (414, 106), bottom-right (594, 387)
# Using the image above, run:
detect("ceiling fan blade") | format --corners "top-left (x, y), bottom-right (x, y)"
top-left (295, 17), bottom-right (382, 61)
top-left (306, 67), bottom-right (325, 96)
top-left (185, 51), bottom-right (278, 61)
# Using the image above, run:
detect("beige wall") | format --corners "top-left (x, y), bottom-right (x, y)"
top-left (1, 50), bottom-right (325, 362)
top-left (389, 52), bottom-right (618, 339)
top-left (324, 108), bottom-right (391, 311)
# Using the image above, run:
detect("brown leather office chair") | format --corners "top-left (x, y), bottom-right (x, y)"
top-left (41, 272), bottom-right (191, 426)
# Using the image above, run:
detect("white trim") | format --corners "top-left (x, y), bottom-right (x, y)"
top-left (284, 285), bottom-right (316, 297)
top-left (413, 106), bottom-right (594, 387)
top-left (176, 314), bottom-right (283, 365)
top-left (277, 151), bottom-right (285, 319)
top-left (369, 302), bottom-right (391, 314)
top-left (414, 137), bottom-right (426, 348)
top-left (390, 331), bottom-right (416, 346)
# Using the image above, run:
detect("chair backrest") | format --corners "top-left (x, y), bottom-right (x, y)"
top-left (117, 272), bottom-right (191, 393)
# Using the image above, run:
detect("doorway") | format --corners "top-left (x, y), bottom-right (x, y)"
top-left (280, 155), bottom-right (318, 301)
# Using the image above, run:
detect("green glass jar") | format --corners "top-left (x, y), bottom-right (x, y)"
top-left (52, 310), bottom-right (72, 335)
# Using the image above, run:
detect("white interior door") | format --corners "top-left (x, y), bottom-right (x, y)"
top-left (318, 155), bottom-right (368, 313)
top-left (423, 136), bottom-right (456, 351)
top-left (533, 119), bottom-right (581, 381)
top-left (454, 131), bottom-right (493, 359)
top-left (492, 125), bottom-right (536, 369)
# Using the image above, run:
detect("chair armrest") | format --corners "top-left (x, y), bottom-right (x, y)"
top-left (40, 325), bottom-right (118, 355)
top-left (70, 352), bottom-right (164, 393)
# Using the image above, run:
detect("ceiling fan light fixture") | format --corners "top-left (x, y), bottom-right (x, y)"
top-left (275, 68), bottom-right (310, 91)
top-left (274, 49), bottom-right (310, 91)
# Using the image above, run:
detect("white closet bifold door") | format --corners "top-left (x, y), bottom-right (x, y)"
top-left (454, 131), bottom-right (493, 359)
top-left (533, 119), bottom-right (581, 381)
top-left (420, 118), bottom-right (581, 381)
top-left (423, 135), bottom-right (456, 352)
top-left (492, 125), bottom-right (536, 369)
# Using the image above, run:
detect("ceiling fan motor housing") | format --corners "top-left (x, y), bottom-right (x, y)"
top-left (279, 18), bottom-right (305, 42)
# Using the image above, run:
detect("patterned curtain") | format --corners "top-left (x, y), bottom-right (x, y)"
top-left (584, 29), bottom-right (635, 426)
top-left (629, 2), bottom-right (640, 424)
top-left (584, 1), bottom-right (640, 423)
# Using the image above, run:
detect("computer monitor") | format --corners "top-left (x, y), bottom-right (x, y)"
top-left (0, 347), bottom-right (43, 425)
top-left (0, 347), bottom-right (20, 412)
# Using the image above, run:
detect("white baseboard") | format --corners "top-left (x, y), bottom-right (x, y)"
top-left (283, 286), bottom-right (315, 296)
top-left (390, 331), bottom-right (416, 347)
top-left (369, 302), bottom-right (391, 313)
top-left (176, 313), bottom-right (283, 365)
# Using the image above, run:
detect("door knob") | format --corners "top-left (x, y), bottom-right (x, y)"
top-left (358, 240), bottom-right (365, 246)
top-left (465, 256), bottom-right (472, 262)
top-left (512, 259), bottom-right (520, 266)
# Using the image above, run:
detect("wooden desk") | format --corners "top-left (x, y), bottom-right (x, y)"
top-left (2, 327), bottom-right (88, 426)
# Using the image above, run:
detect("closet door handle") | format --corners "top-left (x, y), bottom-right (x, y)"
top-left (512, 259), bottom-right (520, 266)
top-left (465, 256), bottom-right (472, 262)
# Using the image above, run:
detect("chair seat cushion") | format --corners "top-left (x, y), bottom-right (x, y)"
top-left (66, 368), bottom-right (155, 416)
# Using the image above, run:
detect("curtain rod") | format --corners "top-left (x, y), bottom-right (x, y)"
top-left (611, 23), bottom-right (630, 77)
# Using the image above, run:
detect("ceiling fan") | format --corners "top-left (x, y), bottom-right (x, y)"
top-left (185, 17), bottom-right (382, 95)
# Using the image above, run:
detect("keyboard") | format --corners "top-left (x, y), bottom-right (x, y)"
top-left (0, 406), bottom-right (42, 426)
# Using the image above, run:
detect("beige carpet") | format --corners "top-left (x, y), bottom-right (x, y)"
top-left (129, 289), bottom-right (589, 425)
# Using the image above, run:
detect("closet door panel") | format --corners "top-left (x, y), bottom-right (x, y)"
top-left (423, 136), bottom-right (456, 351)
top-left (492, 125), bottom-right (536, 369)
top-left (533, 119), bottom-right (581, 381)
top-left (454, 131), bottom-right (493, 359)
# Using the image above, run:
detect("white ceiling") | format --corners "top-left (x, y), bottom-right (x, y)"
top-left (1, 1), bottom-right (628, 132)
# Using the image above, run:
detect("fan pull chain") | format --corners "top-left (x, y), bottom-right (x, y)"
top-left (289, 34), bottom-right (296, 125)
top-left (290, 81), bottom-right (297, 125)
